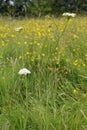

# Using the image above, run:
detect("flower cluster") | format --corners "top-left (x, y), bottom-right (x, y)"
top-left (62, 12), bottom-right (76, 17)
top-left (18, 68), bottom-right (31, 75)
top-left (15, 27), bottom-right (23, 32)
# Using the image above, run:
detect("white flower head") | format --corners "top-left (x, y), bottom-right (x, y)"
top-left (62, 12), bottom-right (76, 18)
top-left (18, 68), bottom-right (31, 75)
top-left (15, 27), bottom-right (23, 32)
top-left (71, 13), bottom-right (76, 17)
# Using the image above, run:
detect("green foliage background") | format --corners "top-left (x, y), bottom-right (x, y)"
top-left (0, 0), bottom-right (87, 17)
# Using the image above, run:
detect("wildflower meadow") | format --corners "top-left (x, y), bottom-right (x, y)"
top-left (0, 15), bottom-right (87, 130)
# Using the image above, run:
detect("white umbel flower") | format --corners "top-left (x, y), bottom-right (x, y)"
top-left (18, 68), bottom-right (31, 75)
top-left (15, 27), bottom-right (23, 32)
top-left (62, 12), bottom-right (76, 17)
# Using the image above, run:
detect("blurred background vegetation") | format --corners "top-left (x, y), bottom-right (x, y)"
top-left (0, 0), bottom-right (87, 17)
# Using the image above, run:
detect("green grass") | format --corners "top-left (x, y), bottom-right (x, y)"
top-left (0, 16), bottom-right (87, 130)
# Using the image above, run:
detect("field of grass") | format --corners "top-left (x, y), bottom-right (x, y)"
top-left (0, 16), bottom-right (87, 130)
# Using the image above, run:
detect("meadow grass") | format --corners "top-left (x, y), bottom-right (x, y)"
top-left (0, 16), bottom-right (87, 130)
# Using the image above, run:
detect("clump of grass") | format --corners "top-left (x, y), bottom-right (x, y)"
top-left (0, 16), bottom-right (87, 130)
